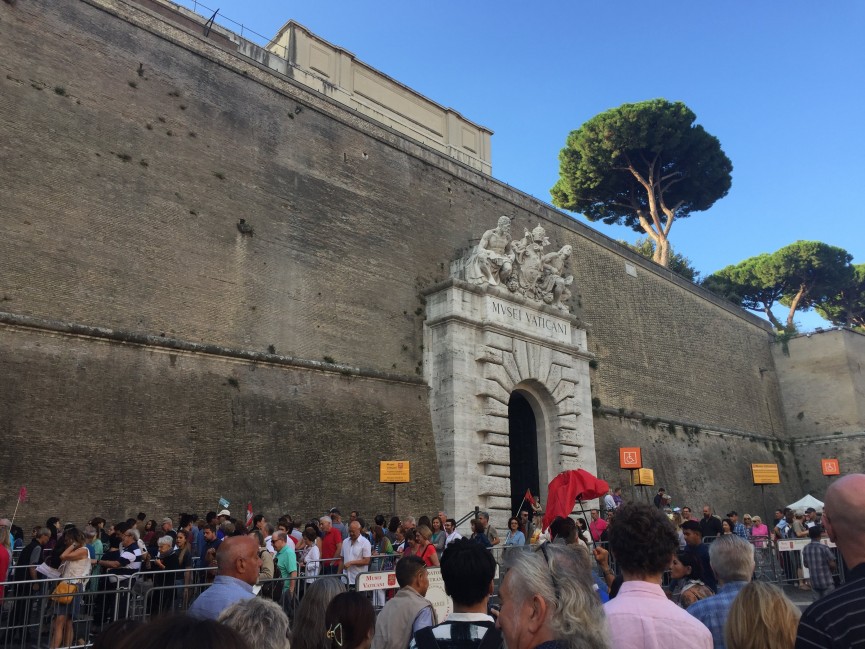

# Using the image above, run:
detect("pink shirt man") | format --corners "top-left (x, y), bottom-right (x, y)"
top-left (604, 581), bottom-right (712, 649)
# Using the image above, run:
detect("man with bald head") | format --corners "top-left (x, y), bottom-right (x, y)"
top-left (796, 473), bottom-right (865, 648)
top-left (188, 535), bottom-right (261, 620)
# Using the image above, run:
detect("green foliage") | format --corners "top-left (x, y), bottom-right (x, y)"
top-left (551, 99), bottom-right (732, 267)
top-left (620, 237), bottom-right (700, 281)
top-left (814, 264), bottom-right (865, 330)
top-left (703, 241), bottom-right (854, 331)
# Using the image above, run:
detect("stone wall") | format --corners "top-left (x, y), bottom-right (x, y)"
top-left (0, 323), bottom-right (440, 528)
top-left (0, 0), bottom-right (792, 526)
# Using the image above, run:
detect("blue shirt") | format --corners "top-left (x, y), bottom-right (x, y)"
top-left (188, 575), bottom-right (255, 620)
top-left (688, 581), bottom-right (749, 649)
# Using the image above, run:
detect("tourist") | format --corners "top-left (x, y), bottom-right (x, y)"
top-left (503, 517), bottom-right (525, 546)
top-left (497, 542), bottom-right (609, 649)
top-left (219, 597), bottom-right (291, 649)
top-left (721, 518), bottom-right (735, 535)
top-left (750, 515), bottom-right (769, 546)
top-left (302, 525), bottom-right (323, 584)
top-left (329, 509), bottom-right (349, 539)
top-left (409, 538), bottom-right (497, 649)
top-left (188, 536), bottom-right (261, 620)
top-left (340, 520), bottom-right (372, 586)
top-left (469, 519), bottom-right (491, 548)
top-left (727, 512), bottom-right (748, 540)
top-left (603, 503), bottom-right (712, 648)
top-left (414, 525), bottom-right (440, 567)
top-left (681, 520), bottom-right (717, 593)
top-left (589, 509), bottom-right (607, 543)
top-left (273, 529), bottom-right (298, 601)
top-left (116, 615), bottom-right (251, 649)
top-left (687, 534), bottom-right (755, 648)
top-left (291, 578), bottom-right (346, 649)
top-left (142, 535), bottom-right (180, 615)
top-left (796, 474), bottom-right (865, 647)
top-left (50, 527), bottom-right (90, 649)
top-left (320, 516), bottom-right (343, 575)
top-left (801, 525), bottom-right (836, 599)
top-left (478, 512), bottom-right (500, 547)
top-left (699, 505), bottom-right (723, 540)
top-left (444, 519), bottom-right (462, 547)
top-left (325, 591), bottom-right (376, 649)
top-left (725, 581), bottom-right (799, 649)
top-left (430, 516), bottom-right (447, 555)
top-left (372, 556), bottom-right (436, 649)
top-left (668, 552), bottom-right (713, 609)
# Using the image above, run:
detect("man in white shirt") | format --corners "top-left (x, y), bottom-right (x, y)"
top-left (340, 521), bottom-right (371, 586)
top-left (444, 518), bottom-right (462, 547)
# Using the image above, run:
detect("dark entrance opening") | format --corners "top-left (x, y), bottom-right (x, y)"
top-left (508, 391), bottom-right (540, 517)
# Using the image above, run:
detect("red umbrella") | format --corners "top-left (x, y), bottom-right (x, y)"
top-left (542, 469), bottom-right (609, 531)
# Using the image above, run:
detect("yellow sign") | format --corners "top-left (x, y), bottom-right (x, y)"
top-left (751, 463), bottom-right (780, 485)
top-left (379, 461), bottom-right (410, 483)
top-left (634, 468), bottom-right (655, 486)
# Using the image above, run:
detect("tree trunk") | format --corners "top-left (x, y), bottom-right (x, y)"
top-left (785, 286), bottom-right (807, 331)
top-left (653, 236), bottom-right (671, 268)
top-left (763, 305), bottom-right (784, 332)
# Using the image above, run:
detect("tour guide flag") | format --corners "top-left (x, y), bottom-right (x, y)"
top-left (246, 502), bottom-right (253, 527)
top-left (525, 489), bottom-right (536, 506)
top-left (543, 469), bottom-right (609, 531)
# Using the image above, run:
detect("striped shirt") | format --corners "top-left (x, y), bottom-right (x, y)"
top-left (796, 562), bottom-right (865, 648)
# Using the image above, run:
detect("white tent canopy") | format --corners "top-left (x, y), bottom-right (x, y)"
top-left (787, 494), bottom-right (824, 513)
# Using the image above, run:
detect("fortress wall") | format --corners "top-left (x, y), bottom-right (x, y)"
top-left (0, 0), bottom-right (791, 523)
top-left (0, 323), bottom-right (440, 527)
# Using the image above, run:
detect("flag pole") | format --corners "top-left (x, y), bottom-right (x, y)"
top-left (10, 497), bottom-right (21, 525)
top-left (514, 496), bottom-right (527, 519)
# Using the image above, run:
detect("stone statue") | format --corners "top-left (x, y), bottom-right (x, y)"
top-left (466, 215), bottom-right (514, 286)
top-left (458, 218), bottom-right (576, 313)
top-left (539, 245), bottom-right (574, 311)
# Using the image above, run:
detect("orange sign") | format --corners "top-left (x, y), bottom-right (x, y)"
top-left (619, 447), bottom-right (642, 469)
top-left (379, 461), bottom-right (410, 483)
top-left (634, 468), bottom-right (655, 486)
top-left (822, 459), bottom-right (840, 476)
top-left (751, 463), bottom-right (780, 485)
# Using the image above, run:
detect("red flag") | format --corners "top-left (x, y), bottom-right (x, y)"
top-left (18, 486), bottom-right (27, 502)
top-left (524, 489), bottom-right (536, 506)
top-left (543, 470), bottom-right (609, 531)
top-left (246, 502), bottom-right (253, 527)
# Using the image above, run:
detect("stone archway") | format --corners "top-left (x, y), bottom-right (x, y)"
top-left (424, 281), bottom-right (597, 529)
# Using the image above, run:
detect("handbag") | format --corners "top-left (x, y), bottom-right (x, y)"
top-left (50, 580), bottom-right (77, 605)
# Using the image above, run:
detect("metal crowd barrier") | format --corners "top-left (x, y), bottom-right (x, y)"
top-left (0, 566), bottom-right (348, 648)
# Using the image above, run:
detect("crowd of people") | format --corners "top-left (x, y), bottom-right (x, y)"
top-left (2, 474), bottom-right (864, 649)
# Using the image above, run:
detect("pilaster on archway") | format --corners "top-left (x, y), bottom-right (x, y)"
top-left (423, 279), bottom-right (597, 531)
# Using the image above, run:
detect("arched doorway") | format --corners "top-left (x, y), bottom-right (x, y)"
top-left (508, 391), bottom-right (541, 516)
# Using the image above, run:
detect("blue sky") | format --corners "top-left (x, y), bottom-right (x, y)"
top-left (176, 1), bottom-right (864, 330)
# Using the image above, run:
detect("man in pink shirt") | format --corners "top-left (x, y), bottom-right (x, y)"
top-left (589, 509), bottom-right (607, 542)
top-left (603, 502), bottom-right (712, 649)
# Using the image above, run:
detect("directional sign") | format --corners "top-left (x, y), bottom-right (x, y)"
top-left (751, 463), bottom-right (780, 485)
top-left (379, 461), bottom-right (410, 483)
top-left (634, 468), bottom-right (654, 486)
top-left (822, 459), bottom-right (840, 476)
top-left (619, 447), bottom-right (642, 469)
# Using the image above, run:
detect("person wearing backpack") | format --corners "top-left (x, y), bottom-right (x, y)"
top-left (410, 538), bottom-right (501, 649)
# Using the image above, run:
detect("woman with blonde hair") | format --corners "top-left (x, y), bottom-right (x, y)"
top-left (414, 525), bottom-right (440, 567)
top-left (724, 581), bottom-right (800, 649)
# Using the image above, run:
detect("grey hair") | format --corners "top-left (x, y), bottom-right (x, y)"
top-left (157, 535), bottom-right (174, 547)
top-left (291, 578), bottom-right (346, 649)
top-left (38, 527), bottom-right (52, 537)
top-left (504, 544), bottom-right (609, 649)
top-left (126, 528), bottom-right (140, 542)
top-left (709, 533), bottom-right (754, 582)
top-left (319, 516), bottom-right (332, 525)
top-left (83, 525), bottom-right (97, 539)
top-left (272, 529), bottom-right (287, 542)
top-left (219, 597), bottom-right (290, 649)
